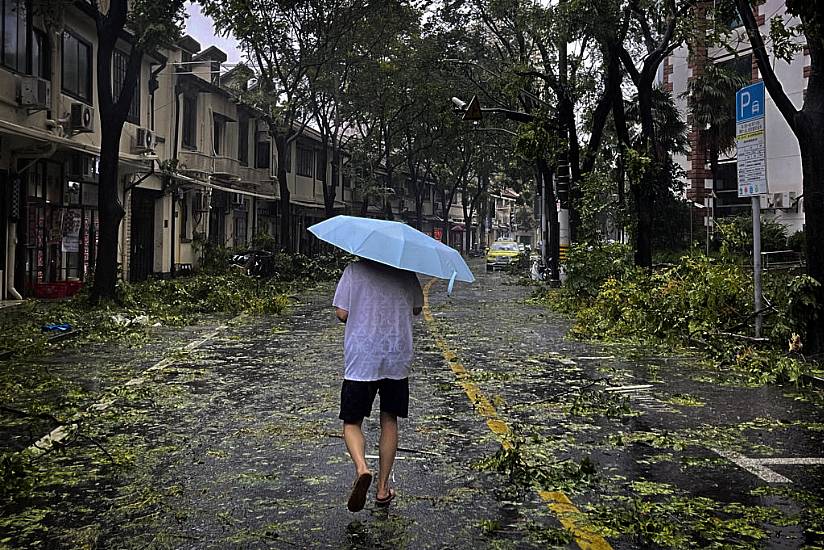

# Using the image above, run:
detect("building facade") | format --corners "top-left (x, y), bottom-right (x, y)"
top-left (666, 1), bottom-right (807, 236)
top-left (0, 6), bottom-right (528, 301)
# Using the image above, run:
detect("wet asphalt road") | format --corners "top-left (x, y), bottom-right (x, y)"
top-left (3, 261), bottom-right (824, 548)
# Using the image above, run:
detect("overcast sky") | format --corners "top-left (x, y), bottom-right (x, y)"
top-left (184, 2), bottom-right (244, 65)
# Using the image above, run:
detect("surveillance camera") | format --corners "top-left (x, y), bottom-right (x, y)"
top-left (451, 97), bottom-right (467, 109)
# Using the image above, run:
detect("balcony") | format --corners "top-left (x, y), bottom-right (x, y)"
top-left (238, 165), bottom-right (273, 185)
top-left (178, 151), bottom-right (243, 182)
top-left (212, 156), bottom-right (241, 180)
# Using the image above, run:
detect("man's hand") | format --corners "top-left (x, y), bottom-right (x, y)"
top-left (413, 307), bottom-right (422, 316)
top-left (336, 307), bottom-right (349, 323)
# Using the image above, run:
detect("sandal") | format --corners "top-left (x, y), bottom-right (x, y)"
top-left (375, 488), bottom-right (396, 507)
top-left (347, 472), bottom-right (373, 512)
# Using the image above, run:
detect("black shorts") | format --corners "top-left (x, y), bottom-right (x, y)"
top-left (339, 378), bottom-right (409, 423)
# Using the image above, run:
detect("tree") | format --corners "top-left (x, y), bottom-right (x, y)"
top-left (616, 0), bottom-right (696, 267)
top-left (202, 0), bottom-right (324, 251)
top-left (686, 64), bottom-right (748, 240)
top-left (731, 0), bottom-right (824, 353)
top-left (91, 0), bottom-right (185, 301)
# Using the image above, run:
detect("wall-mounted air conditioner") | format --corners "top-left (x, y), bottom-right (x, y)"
top-left (133, 127), bottom-right (156, 152)
top-left (771, 191), bottom-right (798, 210)
top-left (66, 153), bottom-right (97, 181)
top-left (18, 76), bottom-right (50, 110)
top-left (70, 103), bottom-right (95, 133)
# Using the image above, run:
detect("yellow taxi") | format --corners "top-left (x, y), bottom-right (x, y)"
top-left (485, 241), bottom-right (521, 271)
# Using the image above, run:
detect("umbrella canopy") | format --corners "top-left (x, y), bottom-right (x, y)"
top-left (308, 215), bottom-right (475, 285)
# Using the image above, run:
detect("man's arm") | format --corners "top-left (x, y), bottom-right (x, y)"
top-left (336, 307), bottom-right (349, 323)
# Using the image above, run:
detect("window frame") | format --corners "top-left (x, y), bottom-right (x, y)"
top-left (31, 28), bottom-right (50, 80)
top-left (182, 94), bottom-right (197, 149)
top-left (255, 139), bottom-right (270, 169)
top-left (1, 0), bottom-right (28, 73)
top-left (112, 49), bottom-right (140, 125)
top-left (296, 145), bottom-right (313, 178)
top-left (61, 30), bottom-right (93, 104)
top-left (212, 114), bottom-right (224, 156)
top-left (238, 118), bottom-right (249, 166)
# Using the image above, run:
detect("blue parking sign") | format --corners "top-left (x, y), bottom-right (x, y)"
top-left (736, 82), bottom-right (765, 122)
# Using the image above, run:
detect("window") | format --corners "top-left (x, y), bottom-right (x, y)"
top-left (2, 0), bottom-right (27, 72)
top-left (32, 29), bottom-right (49, 80)
top-left (255, 140), bottom-right (270, 169)
top-left (316, 152), bottom-right (326, 182)
top-left (213, 114), bottom-right (224, 155)
top-left (62, 31), bottom-right (92, 102)
top-left (112, 49), bottom-right (140, 124)
top-left (182, 95), bottom-right (197, 148)
top-left (238, 119), bottom-right (249, 165)
top-left (179, 192), bottom-right (190, 240)
top-left (296, 145), bottom-right (313, 177)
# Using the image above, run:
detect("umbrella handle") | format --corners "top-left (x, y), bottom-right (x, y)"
top-left (447, 271), bottom-right (457, 296)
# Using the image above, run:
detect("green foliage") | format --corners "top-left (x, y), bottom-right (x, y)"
top-left (0, 250), bottom-right (350, 359)
top-left (514, 113), bottom-right (566, 163)
top-left (536, 244), bottom-right (817, 385)
top-left (0, 452), bottom-right (34, 501)
top-left (477, 434), bottom-right (597, 493)
top-left (117, 273), bottom-right (290, 319)
top-left (586, 492), bottom-right (796, 548)
top-left (768, 15), bottom-right (804, 63)
top-left (787, 230), bottom-right (806, 253)
top-left (563, 242), bottom-right (635, 301)
top-left (578, 171), bottom-right (627, 243)
top-left (717, 215), bottom-right (790, 256)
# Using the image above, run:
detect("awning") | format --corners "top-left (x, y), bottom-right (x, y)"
top-left (0, 118), bottom-right (152, 170)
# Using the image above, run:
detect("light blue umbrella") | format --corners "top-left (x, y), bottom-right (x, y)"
top-left (308, 215), bottom-right (475, 292)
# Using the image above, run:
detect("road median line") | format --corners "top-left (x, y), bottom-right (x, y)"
top-left (422, 279), bottom-right (612, 550)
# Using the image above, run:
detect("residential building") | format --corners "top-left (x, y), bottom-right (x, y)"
top-left (666, 1), bottom-right (806, 236)
top-left (0, 7), bottom-right (514, 302)
top-left (0, 0), bottom-right (163, 299)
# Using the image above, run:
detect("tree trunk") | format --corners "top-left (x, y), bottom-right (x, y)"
top-left (631, 178), bottom-right (654, 269)
top-left (633, 81), bottom-right (657, 269)
top-left (537, 158), bottom-right (560, 280)
top-left (797, 118), bottom-right (824, 354)
top-left (329, 147), bottom-right (341, 219)
top-left (322, 138), bottom-right (335, 218)
top-left (274, 133), bottom-right (292, 251)
top-left (92, 123), bottom-right (126, 301)
top-left (415, 191), bottom-right (424, 230)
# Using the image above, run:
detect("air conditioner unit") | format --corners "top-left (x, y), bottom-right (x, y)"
top-left (67, 153), bottom-right (96, 181)
top-left (70, 102), bottom-right (95, 133)
top-left (133, 127), bottom-right (155, 152)
top-left (771, 191), bottom-right (799, 210)
top-left (18, 76), bottom-right (50, 109)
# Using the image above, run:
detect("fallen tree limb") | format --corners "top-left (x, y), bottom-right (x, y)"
top-left (0, 404), bottom-right (63, 426)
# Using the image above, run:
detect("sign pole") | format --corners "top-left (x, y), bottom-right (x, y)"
top-left (541, 171), bottom-right (547, 267)
top-left (752, 197), bottom-right (762, 337)
top-left (736, 81), bottom-right (768, 339)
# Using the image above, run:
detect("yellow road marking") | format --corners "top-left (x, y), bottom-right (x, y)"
top-left (422, 279), bottom-right (612, 550)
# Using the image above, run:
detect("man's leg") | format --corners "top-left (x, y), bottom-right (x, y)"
top-left (342, 420), bottom-right (370, 477)
top-left (376, 411), bottom-right (398, 500)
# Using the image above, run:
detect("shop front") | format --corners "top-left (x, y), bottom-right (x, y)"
top-left (19, 156), bottom-right (98, 298)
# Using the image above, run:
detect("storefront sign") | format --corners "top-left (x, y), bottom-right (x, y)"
top-left (62, 209), bottom-right (82, 253)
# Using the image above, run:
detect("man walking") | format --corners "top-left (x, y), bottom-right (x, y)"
top-left (333, 258), bottom-right (423, 512)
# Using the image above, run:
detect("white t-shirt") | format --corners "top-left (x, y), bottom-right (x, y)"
top-left (333, 261), bottom-right (424, 381)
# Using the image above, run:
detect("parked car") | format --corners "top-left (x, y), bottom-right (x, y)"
top-left (486, 241), bottom-right (521, 271)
